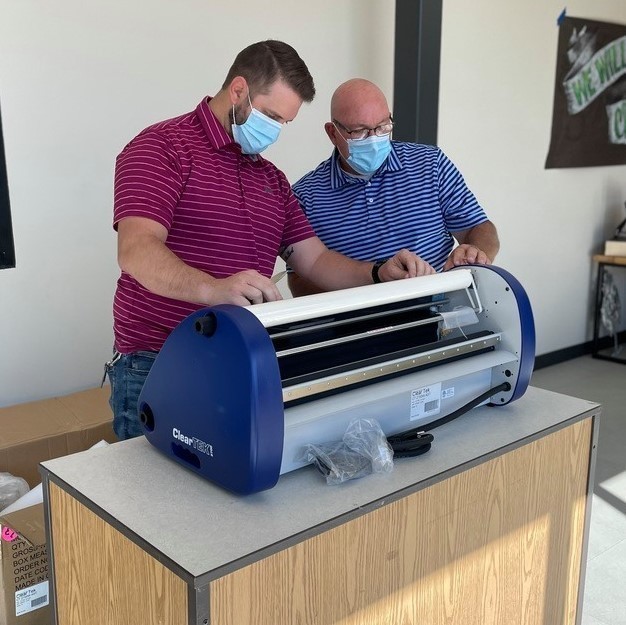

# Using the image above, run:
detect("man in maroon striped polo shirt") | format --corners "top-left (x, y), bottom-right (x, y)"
top-left (106, 40), bottom-right (428, 440)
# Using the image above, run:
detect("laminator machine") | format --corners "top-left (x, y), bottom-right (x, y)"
top-left (138, 265), bottom-right (535, 494)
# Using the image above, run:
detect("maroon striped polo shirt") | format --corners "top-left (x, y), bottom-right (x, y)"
top-left (112, 97), bottom-right (315, 353)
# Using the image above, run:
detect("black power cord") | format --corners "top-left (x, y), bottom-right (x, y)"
top-left (387, 381), bottom-right (512, 458)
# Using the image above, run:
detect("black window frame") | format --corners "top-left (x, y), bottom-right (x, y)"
top-left (393, 0), bottom-right (443, 146)
top-left (0, 101), bottom-right (16, 269)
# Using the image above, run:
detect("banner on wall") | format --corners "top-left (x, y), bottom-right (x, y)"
top-left (545, 16), bottom-right (626, 168)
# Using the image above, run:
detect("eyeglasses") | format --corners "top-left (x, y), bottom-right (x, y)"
top-left (333, 115), bottom-right (394, 141)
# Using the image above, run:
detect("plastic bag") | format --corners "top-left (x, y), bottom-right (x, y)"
top-left (0, 473), bottom-right (30, 514)
top-left (302, 418), bottom-right (394, 485)
top-left (439, 305), bottom-right (479, 331)
top-left (343, 418), bottom-right (394, 474)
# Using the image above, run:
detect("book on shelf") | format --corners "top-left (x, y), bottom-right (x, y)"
top-left (604, 239), bottom-right (626, 256)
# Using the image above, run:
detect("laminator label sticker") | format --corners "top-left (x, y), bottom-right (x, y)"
top-left (410, 383), bottom-right (442, 420)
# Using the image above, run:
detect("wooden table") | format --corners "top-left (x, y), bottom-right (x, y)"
top-left (41, 386), bottom-right (600, 625)
top-left (592, 254), bottom-right (626, 363)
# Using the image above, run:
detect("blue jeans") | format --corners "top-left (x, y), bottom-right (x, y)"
top-left (105, 351), bottom-right (157, 440)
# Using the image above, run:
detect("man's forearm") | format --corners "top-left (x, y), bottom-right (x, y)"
top-left (463, 221), bottom-right (500, 261)
top-left (285, 238), bottom-right (431, 295)
top-left (304, 249), bottom-right (373, 291)
top-left (288, 250), bottom-right (373, 297)
top-left (287, 272), bottom-right (325, 297)
top-left (284, 238), bottom-right (375, 293)
top-left (119, 234), bottom-right (214, 304)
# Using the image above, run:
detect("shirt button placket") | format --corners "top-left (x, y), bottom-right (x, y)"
top-left (364, 182), bottom-right (374, 224)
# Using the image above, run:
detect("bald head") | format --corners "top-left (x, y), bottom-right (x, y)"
top-left (324, 78), bottom-right (393, 174)
top-left (330, 79), bottom-right (390, 127)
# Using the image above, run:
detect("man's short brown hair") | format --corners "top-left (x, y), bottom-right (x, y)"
top-left (222, 40), bottom-right (315, 102)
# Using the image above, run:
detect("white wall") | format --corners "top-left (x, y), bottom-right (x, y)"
top-left (0, 0), bottom-right (624, 407)
top-left (0, 0), bottom-right (394, 406)
top-left (438, 0), bottom-right (626, 354)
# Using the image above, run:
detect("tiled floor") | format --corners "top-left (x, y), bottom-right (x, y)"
top-left (531, 355), bottom-right (626, 625)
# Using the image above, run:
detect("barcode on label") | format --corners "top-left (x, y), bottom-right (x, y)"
top-left (31, 595), bottom-right (48, 607)
top-left (409, 382), bottom-right (442, 421)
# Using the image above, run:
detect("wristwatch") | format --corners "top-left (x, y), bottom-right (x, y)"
top-left (371, 259), bottom-right (387, 284)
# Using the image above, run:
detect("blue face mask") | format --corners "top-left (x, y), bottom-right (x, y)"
top-left (232, 95), bottom-right (282, 155)
top-left (344, 134), bottom-right (392, 175)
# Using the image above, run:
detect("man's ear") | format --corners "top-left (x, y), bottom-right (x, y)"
top-left (228, 76), bottom-right (248, 105)
top-left (324, 122), bottom-right (337, 145)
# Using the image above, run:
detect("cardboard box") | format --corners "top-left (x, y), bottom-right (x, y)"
top-left (604, 239), bottom-right (626, 256)
top-left (0, 387), bottom-right (118, 487)
top-left (0, 504), bottom-right (50, 625)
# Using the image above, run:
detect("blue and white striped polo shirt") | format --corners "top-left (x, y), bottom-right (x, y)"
top-left (293, 142), bottom-right (488, 272)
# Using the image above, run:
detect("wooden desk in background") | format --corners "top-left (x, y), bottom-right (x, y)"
top-left (41, 387), bottom-right (599, 625)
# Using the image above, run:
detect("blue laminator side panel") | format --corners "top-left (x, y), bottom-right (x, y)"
top-left (482, 265), bottom-right (536, 403)
top-left (138, 305), bottom-right (284, 495)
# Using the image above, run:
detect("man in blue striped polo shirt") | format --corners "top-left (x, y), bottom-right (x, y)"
top-left (288, 78), bottom-right (499, 296)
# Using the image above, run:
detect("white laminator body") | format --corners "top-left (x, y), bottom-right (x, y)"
top-left (138, 265), bottom-right (535, 494)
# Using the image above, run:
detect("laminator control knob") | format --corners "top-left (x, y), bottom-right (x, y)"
top-left (195, 313), bottom-right (217, 337)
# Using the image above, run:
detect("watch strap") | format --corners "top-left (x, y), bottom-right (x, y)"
top-left (371, 259), bottom-right (387, 284)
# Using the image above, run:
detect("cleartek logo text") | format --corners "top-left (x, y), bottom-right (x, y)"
top-left (172, 428), bottom-right (214, 456)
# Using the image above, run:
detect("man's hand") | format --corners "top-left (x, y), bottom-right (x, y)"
top-left (208, 270), bottom-right (283, 306)
top-left (378, 249), bottom-right (436, 282)
top-left (442, 244), bottom-right (491, 271)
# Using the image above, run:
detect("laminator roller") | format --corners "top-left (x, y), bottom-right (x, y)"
top-left (138, 265), bottom-right (535, 494)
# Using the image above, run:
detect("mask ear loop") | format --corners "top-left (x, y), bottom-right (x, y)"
top-left (232, 89), bottom-right (253, 127)
top-left (332, 122), bottom-right (351, 149)
top-left (332, 122), bottom-right (352, 168)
